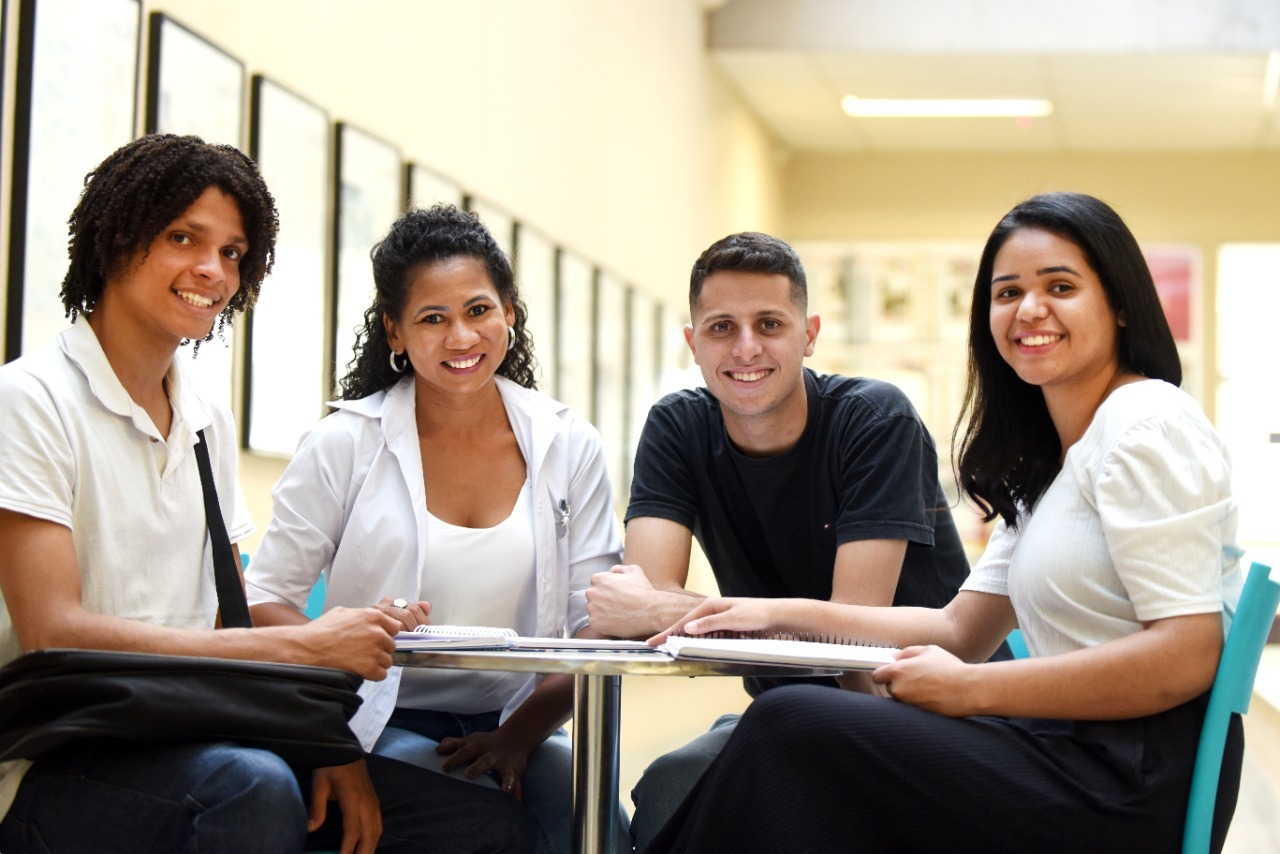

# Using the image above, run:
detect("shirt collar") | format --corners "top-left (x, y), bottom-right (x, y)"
top-left (59, 320), bottom-right (213, 439)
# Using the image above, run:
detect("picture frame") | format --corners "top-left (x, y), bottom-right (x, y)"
top-left (512, 222), bottom-right (557, 389)
top-left (594, 271), bottom-right (630, 508)
top-left (554, 248), bottom-right (595, 417)
top-left (464, 195), bottom-right (515, 260)
top-left (406, 162), bottom-right (463, 211)
top-left (1142, 243), bottom-right (1200, 345)
top-left (625, 287), bottom-right (660, 498)
top-left (657, 300), bottom-right (695, 395)
top-left (145, 13), bottom-right (243, 145)
top-left (5, 0), bottom-right (139, 361)
top-left (243, 75), bottom-right (330, 456)
top-left (331, 122), bottom-right (402, 393)
top-left (145, 12), bottom-right (246, 409)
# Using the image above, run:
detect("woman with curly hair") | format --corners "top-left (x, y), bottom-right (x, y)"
top-left (248, 204), bottom-right (628, 854)
top-left (0, 136), bottom-right (540, 853)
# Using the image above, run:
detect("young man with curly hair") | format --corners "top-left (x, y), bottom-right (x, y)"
top-left (0, 135), bottom-right (539, 853)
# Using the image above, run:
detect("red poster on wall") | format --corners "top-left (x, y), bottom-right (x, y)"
top-left (1143, 246), bottom-right (1196, 343)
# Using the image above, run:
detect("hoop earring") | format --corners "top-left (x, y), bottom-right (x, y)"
top-left (507, 326), bottom-right (516, 352)
top-left (389, 350), bottom-right (407, 373)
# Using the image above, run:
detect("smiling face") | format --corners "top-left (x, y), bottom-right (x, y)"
top-left (989, 227), bottom-right (1125, 400)
top-left (685, 270), bottom-right (819, 449)
top-left (94, 186), bottom-right (247, 349)
top-left (382, 255), bottom-right (515, 400)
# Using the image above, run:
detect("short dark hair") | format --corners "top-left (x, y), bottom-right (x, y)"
top-left (338, 204), bottom-right (538, 400)
top-left (953, 191), bottom-right (1181, 527)
top-left (689, 232), bottom-right (807, 312)
top-left (61, 134), bottom-right (278, 342)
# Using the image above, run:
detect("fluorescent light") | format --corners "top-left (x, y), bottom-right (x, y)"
top-left (841, 95), bottom-right (1054, 118)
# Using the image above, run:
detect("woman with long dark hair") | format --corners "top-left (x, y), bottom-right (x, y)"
top-left (248, 205), bottom-right (627, 854)
top-left (643, 192), bottom-right (1244, 852)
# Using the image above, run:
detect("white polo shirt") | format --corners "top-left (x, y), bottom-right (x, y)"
top-left (0, 320), bottom-right (253, 820)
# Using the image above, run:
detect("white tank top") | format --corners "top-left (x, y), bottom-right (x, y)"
top-left (396, 479), bottom-right (537, 713)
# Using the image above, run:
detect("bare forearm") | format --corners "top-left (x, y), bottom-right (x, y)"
top-left (250, 601), bottom-right (311, 627)
top-left (597, 586), bottom-right (706, 639)
top-left (496, 674), bottom-right (574, 751)
top-left (765, 598), bottom-right (962, 650)
top-left (954, 617), bottom-right (1220, 720)
top-left (24, 609), bottom-right (323, 666)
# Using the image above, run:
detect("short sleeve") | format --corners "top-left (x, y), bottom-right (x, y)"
top-left (560, 413), bottom-right (624, 636)
top-left (833, 404), bottom-right (939, 547)
top-left (962, 518), bottom-right (1016, 597)
top-left (245, 417), bottom-right (357, 610)
top-left (1089, 412), bottom-right (1232, 621)
top-left (624, 400), bottom-right (700, 529)
top-left (0, 368), bottom-right (76, 528)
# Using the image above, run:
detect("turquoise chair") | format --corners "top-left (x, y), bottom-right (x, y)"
top-left (1005, 627), bottom-right (1029, 659)
top-left (1183, 560), bottom-right (1280, 854)
top-left (242, 552), bottom-right (327, 619)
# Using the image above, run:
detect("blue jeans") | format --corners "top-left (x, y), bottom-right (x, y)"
top-left (0, 739), bottom-right (539, 853)
top-left (376, 707), bottom-right (630, 854)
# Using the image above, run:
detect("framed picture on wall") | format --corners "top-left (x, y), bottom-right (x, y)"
top-left (145, 12), bottom-right (245, 409)
top-left (332, 122), bottom-right (402, 393)
top-left (626, 287), bottom-right (659, 497)
top-left (6, 0), bottom-right (139, 361)
top-left (512, 223), bottom-right (557, 389)
top-left (594, 271), bottom-right (629, 508)
top-left (658, 300), bottom-right (695, 395)
top-left (243, 75), bottom-right (330, 456)
top-left (464, 195), bottom-right (515, 260)
top-left (555, 248), bottom-right (595, 416)
top-left (1142, 243), bottom-right (1200, 345)
top-left (406, 162), bottom-right (463, 211)
top-left (145, 13), bottom-right (243, 145)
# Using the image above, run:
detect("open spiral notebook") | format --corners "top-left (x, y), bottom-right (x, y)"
top-left (394, 626), bottom-right (898, 670)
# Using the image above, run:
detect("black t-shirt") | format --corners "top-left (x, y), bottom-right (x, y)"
top-left (627, 369), bottom-right (971, 695)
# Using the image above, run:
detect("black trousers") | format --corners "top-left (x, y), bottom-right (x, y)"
top-left (649, 685), bottom-right (1242, 854)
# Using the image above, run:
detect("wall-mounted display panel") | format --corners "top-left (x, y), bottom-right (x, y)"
top-left (6, 0), bottom-right (139, 361)
top-left (555, 249), bottom-right (595, 417)
top-left (512, 223), bottom-right (557, 391)
top-left (332, 123), bottom-right (402, 393)
top-left (244, 75), bottom-right (330, 455)
top-left (465, 195), bottom-right (515, 260)
top-left (594, 271), bottom-right (629, 508)
top-left (407, 162), bottom-right (463, 211)
top-left (626, 287), bottom-right (660, 499)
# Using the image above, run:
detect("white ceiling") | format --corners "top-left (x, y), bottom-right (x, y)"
top-left (707, 2), bottom-right (1280, 153)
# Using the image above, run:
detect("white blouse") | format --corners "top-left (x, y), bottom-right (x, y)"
top-left (962, 380), bottom-right (1243, 657)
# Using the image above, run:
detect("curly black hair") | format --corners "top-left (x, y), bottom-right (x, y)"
top-left (338, 204), bottom-right (538, 400)
top-left (61, 133), bottom-right (279, 343)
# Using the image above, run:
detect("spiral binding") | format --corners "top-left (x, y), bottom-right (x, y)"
top-left (670, 629), bottom-right (894, 648)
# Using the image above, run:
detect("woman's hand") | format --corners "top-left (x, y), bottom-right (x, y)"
top-left (648, 597), bottom-right (783, 644)
top-left (437, 730), bottom-right (531, 798)
top-left (374, 596), bottom-right (431, 632)
top-left (872, 645), bottom-right (984, 717)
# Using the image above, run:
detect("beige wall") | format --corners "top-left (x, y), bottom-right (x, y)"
top-left (131, 0), bottom-right (784, 546)
top-left (781, 149), bottom-right (1280, 421)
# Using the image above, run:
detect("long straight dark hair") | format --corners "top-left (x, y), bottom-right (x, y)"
top-left (952, 192), bottom-right (1181, 527)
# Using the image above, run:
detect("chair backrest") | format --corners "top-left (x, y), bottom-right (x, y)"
top-left (1005, 628), bottom-right (1029, 659)
top-left (1182, 561), bottom-right (1280, 854)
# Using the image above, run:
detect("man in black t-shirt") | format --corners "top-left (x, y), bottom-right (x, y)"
top-left (585, 231), bottom-right (981, 851)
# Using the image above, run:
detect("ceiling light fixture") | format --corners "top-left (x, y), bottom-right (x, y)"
top-left (841, 95), bottom-right (1054, 118)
